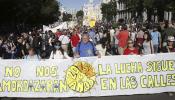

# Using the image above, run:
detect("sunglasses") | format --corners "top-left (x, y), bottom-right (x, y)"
top-left (168, 41), bottom-right (174, 42)
top-left (128, 42), bottom-right (133, 44)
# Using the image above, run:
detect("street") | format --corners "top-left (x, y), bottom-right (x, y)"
top-left (1, 93), bottom-right (175, 100)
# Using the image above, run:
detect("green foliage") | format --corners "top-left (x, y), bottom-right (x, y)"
top-left (0, 0), bottom-right (60, 25)
top-left (76, 10), bottom-right (84, 26)
top-left (101, 0), bottom-right (117, 22)
top-left (123, 0), bottom-right (175, 22)
top-left (62, 13), bottom-right (72, 22)
top-left (164, 27), bottom-right (175, 36)
top-left (76, 10), bottom-right (84, 19)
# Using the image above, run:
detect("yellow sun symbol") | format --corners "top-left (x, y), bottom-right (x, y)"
top-left (65, 61), bottom-right (96, 93)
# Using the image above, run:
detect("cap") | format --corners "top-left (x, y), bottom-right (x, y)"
top-left (167, 36), bottom-right (175, 42)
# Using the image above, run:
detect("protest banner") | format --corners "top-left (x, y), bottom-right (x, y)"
top-left (0, 53), bottom-right (175, 98)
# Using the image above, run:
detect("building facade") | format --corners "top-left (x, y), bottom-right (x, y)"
top-left (102, 0), bottom-right (173, 22)
top-left (102, 0), bottom-right (111, 4)
top-left (83, 0), bottom-right (102, 26)
top-left (116, 0), bottom-right (173, 22)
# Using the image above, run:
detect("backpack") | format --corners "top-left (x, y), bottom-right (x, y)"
top-left (77, 41), bottom-right (96, 56)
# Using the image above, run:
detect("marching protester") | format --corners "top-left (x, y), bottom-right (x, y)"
top-left (75, 34), bottom-right (101, 58)
top-left (25, 48), bottom-right (40, 60)
top-left (124, 39), bottom-right (139, 55)
top-left (15, 37), bottom-right (25, 59)
top-left (161, 36), bottom-right (175, 53)
top-left (49, 40), bottom-right (71, 59)
top-left (59, 31), bottom-right (70, 53)
top-left (117, 25), bottom-right (129, 55)
top-left (70, 29), bottom-right (80, 53)
top-left (88, 28), bottom-right (96, 44)
top-left (96, 38), bottom-right (107, 56)
top-left (129, 28), bottom-right (137, 42)
top-left (1, 0), bottom-right (175, 99)
top-left (151, 27), bottom-right (162, 53)
top-left (0, 37), bottom-right (4, 59)
top-left (135, 28), bottom-right (144, 52)
top-left (0, 21), bottom-right (174, 59)
top-left (141, 31), bottom-right (154, 54)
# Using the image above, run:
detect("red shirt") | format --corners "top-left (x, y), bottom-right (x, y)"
top-left (117, 30), bottom-right (129, 48)
top-left (70, 34), bottom-right (80, 47)
top-left (55, 32), bottom-right (62, 38)
top-left (124, 48), bottom-right (139, 55)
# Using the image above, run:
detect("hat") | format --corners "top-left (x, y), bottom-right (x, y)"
top-left (167, 36), bottom-right (175, 42)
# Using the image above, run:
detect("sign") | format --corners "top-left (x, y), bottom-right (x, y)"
top-left (89, 20), bottom-right (96, 28)
top-left (0, 53), bottom-right (175, 98)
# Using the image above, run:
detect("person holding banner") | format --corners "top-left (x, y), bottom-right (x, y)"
top-left (161, 36), bottom-right (175, 53)
top-left (0, 37), bottom-right (4, 59)
top-left (75, 34), bottom-right (101, 58)
top-left (141, 31), bottom-right (154, 54)
top-left (49, 40), bottom-right (70, 59)
top-left (25, 48), bottom-right (40, 60)
top-left (124, 39), bottom-right (139, 55)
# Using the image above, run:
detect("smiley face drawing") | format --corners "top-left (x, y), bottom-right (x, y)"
top-left (66, 61), bottom-right (96, 93)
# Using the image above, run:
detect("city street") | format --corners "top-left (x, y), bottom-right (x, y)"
top-left (1, 93), bottom-right (175, 100)
top-left (0, 0), bottom-right (175, 100)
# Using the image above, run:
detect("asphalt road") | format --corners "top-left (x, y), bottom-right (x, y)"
top-left (1, 93), bottom-right (175, 100)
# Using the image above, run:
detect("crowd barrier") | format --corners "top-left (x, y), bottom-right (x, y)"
top-left (0, 53), bottom-right (175, 98)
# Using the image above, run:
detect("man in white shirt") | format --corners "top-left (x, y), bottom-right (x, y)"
top-left (110, 27), bottom-right (116, 54)
top-left (110, 27), bottom-right (115, 43)
top-left (59, 32), bottom-right (70, 52)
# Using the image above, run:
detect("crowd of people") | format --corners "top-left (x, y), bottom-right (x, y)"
top-left (0, 22), bottom-right (175, 60)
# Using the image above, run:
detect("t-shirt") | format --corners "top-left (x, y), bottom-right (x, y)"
top-left (59, 35), bottom-right (70, 45)
top-left (151, 31), bottom-right (161, 45)
top-left (76, 41), bottom-right (97, 57)
top-left (96, 44), bottom-right (106, 56)
top-left (70, 34), bottom-right (80, 47)
top-left (115, 31), bottom-right (119, 45)
top-left (110, 29), bottom-right (115, 42)
top-left (130, 32), bottom-right (136, 41)
top-left (49, 50), bottom-right (70, 59)
top-left (142, 41), bottom-right (154, 54)
top-left (25, 55), bottom-right (40, 60)
top-left (124, 48), bottom-right (139, 55)
top-left (88, 31), bottom-right (96, 44)
top-left (55, 32), bottom-right (62, 38)
top-left (161, 46), bottom-right (175, 53)
top-left (117, 30), bottom-right (129, 48)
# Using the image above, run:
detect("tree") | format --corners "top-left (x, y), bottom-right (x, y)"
top-left (62, 12), bottom-right (72, 22)
top-left (101, 0), bottom-right (117, 22)
top-left (0, 0), bottom-right (60, 33)
top-left (125, 0), bottom-right (144, 21)
top-left (76, 10), bottom-right (84, 25)
top-left (76, 10), bottom-right (84, 20)
top-left (125, 0), bottom-right (175, 22)
top-left (143, 0), bottom-right (155, 22)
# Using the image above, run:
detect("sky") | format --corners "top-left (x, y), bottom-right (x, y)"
top-left (59, 0), bottom-right (100, 10)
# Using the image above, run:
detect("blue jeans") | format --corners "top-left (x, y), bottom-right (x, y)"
top-left (153, 44), bottom-right (159, 53)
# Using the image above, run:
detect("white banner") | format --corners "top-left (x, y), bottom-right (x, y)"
top-left (0, 53), bottom-right (175, 98)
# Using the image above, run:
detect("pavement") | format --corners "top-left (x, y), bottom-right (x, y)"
top-left (1, 93), bottom-right (175, 100)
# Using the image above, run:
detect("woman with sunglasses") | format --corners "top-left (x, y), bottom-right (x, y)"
top-left (124, 39), bottom-right (139, 55)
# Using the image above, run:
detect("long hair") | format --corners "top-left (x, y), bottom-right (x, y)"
top-left (144, 31), bottom-right (152, 42)
top-left (53, 41), bottom-right (64, 55)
